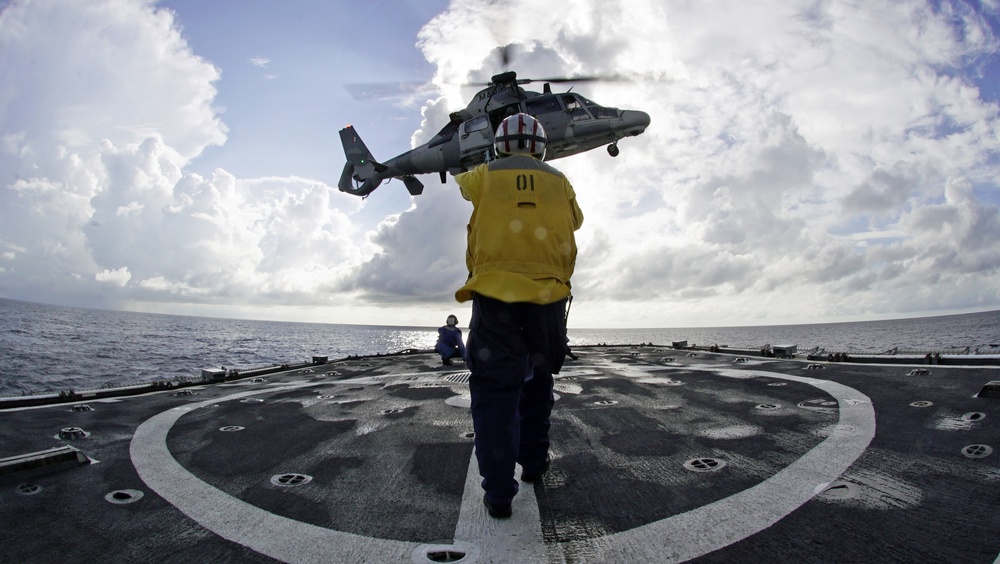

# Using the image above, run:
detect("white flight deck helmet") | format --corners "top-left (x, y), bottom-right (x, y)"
top-left (495, 113), bottom-right (547, 159)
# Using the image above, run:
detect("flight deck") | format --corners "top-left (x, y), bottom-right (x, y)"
top-left (1, 345), bottom-right (998, 563)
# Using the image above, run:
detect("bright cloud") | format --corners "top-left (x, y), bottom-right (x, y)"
top-left (0, 0), bottom-right (998, 327)
top-left (0, 0), bottom-right (364, 312)
top-left (400, 0), bottom-right (1000, 326)
top-left (95, 266), bottom-right (131, 286)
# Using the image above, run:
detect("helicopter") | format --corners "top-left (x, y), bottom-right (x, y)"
top-left (338, 70), bottom-right (651, 198)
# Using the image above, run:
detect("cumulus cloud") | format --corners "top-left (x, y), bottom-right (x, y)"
top-left (378, 0), bottom-right (1000, 325)
top-left (96, 267), bottom-right (131, 286)
top-left (0, 0), bottom-right (364, 313)
top-left (342, 188), bottom-right (470, 304)
top-left (1, 0), bottom-right (998, 327)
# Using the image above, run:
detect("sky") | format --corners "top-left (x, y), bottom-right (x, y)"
top-left (1, 0), bottom-right (999, 329)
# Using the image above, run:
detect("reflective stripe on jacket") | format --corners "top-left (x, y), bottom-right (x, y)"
top-left (454, 155), bottom-right (583, 304)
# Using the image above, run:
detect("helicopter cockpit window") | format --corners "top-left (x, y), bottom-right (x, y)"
top-left (590, 106), bottom-right (619, 119)
top-left (563, 94), bottom-right (591, 121)
top-left (525, 95), bottom-right (561, 115)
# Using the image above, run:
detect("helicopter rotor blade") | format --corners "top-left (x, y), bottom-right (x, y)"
top-left (500, 44), bottom-right (514, 69)
top-left (462, 74), bottom-right (626, 88)
top-left (519, 75), bottom-right (624, 84)
top-left (344, 81), bottom-right (436, 100)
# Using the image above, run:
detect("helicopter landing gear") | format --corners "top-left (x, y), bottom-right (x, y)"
top-left (607, 143), bottom-right (620, 157)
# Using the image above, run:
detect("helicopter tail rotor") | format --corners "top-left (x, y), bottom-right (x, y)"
top-left (338, 125), bottom-right (385, 197)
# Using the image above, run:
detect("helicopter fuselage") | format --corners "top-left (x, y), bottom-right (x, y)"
top-left (338, 77), bottom-right (650, 197)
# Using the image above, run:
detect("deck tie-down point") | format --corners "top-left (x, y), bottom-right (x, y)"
top-left (270, 473), bottom-right (312, 487)
top-left (16, 483), bottom-right (43, 495)
top-left (962, 444), bottom-right (993, 459)
top-left (413, 542), bottom-right (475, 563)
top-left (105, 489), bottom-right (144, 504)
top-left (684, 458), bottom-right (727, 472)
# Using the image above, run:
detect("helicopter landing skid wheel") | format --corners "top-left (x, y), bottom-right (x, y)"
top-left (607, 143), bottom-right (620, 157)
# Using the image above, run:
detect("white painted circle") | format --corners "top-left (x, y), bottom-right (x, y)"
top-left (130, 369), bottom-right (875, 563)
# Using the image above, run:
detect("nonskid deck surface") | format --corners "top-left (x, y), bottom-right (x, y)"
top-left (1, 346), bottom-right (998, 563)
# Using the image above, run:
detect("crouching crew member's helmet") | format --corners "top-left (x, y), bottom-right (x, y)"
top-left (495, 113), bottom-right (547, 159)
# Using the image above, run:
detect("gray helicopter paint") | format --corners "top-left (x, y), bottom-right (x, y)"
top-left (338, 73), bottom-right (650, 197)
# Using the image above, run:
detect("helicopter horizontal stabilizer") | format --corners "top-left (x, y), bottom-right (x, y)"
top-left (402, 175), bottom-right (423, 196)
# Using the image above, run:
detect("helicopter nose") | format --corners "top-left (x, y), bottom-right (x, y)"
top-left (621, 110), bottom-right (651, 136)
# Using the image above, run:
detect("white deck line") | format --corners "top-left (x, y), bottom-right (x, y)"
top-left (451, 450), bottom-right (547, 563)
top-left (130, 367), bottom-right (876, 563)
top-left (131, 383), bottom-right (420, 563)
top-left (559, 369), bottom-right (875, 562)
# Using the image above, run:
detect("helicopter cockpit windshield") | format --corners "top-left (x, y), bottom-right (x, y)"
top-left (583, 97), bottom-right (620, 119)
top-left (559, 93), bottom-right (620, 120)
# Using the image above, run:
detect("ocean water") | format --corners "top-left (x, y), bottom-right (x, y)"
top-left (1, 297), bottom-right (998, 396)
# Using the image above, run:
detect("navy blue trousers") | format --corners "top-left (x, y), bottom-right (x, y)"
top-left (466, 294), bottom-right (567, 505)
top-left (436, 342), bottom-right (467, 363)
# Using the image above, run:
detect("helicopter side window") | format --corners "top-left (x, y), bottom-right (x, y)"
top-left (562, 94), bottom-right (591, 121)
top-left (459, 115), bottom-right (493, 157)
top-left (463, 115), bottom-right (490, 134)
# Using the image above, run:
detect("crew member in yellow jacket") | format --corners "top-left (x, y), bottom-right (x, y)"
top-left (454, 113), bottom-right (583, 519)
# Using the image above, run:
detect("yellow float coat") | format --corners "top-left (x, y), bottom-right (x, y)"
top-left (455, 155), bottom-right (583, 304)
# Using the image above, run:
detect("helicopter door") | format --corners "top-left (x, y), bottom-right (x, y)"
top-left (459, 115), bottom-right (493, 163)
